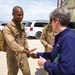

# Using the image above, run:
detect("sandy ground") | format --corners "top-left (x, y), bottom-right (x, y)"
top-left (0, 39), bottom-right (46, 75)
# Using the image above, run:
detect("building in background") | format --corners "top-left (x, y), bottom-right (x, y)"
top-left (57, 0), bottom-right (75, 22)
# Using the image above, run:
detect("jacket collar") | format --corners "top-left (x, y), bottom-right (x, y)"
top-left (9, 20), bottom-right (24, 29)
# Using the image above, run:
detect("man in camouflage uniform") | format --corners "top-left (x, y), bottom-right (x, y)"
top-left (40, 24), bottom-right (55, 75)
top-left (3, 6), bottom-right (32, 75)
top-left (40, 24), bottom-right (55, 52)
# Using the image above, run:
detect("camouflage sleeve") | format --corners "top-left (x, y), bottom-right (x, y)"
top-left (40, 26), bottom-right (48, 47)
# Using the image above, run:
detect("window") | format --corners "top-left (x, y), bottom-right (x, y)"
top-left (62, 0), bottom-right (68, 6)
top-left (34, 23), bottom-right (48, 27)
top-left (2, 23), bottom-right (7, 26)
top-left (25, 22), bottom-right (32, 27)
top-left (68, 22), bottom-right (75, 29)
top-left (23, 23), bottom-right (26, 25)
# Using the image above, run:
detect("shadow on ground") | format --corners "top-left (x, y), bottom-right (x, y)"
top-left (35, 68), bottom-right (45, 75)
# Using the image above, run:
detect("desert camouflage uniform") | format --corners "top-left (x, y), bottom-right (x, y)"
top-left (40, 24), bottom-right (55, 52)
top-left (3, 21), bottom-right (31, 75)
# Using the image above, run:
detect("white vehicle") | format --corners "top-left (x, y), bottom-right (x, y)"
top-left (24, 20), bottom-right (48, 39)
top-left (0, 26), bottom-right (4, 30)
top-left (0, 21), bottom-right (8, 30)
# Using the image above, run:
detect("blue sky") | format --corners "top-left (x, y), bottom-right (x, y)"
top-left (0, 0), bottom-right (57, 21)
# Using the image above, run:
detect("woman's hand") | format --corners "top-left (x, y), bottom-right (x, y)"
top-left (38, 56), bottom-right (46, 67)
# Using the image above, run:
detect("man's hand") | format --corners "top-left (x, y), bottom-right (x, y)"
top-left (47, 44), bottom-right (53, 49)
top-left (23, 48), bottom-right (39, 58)
top-left (30, 53), bottom-right (39, 58)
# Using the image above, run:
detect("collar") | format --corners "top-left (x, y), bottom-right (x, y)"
top-left (9, 20), bottom-right (24, 29)
top-left (55, 27), bottom-right (70, 41)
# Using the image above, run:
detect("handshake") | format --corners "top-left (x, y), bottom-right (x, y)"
top-left (23, 48), bottom-right (39, 58)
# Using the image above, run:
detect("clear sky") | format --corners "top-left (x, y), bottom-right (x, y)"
top-left (0, 0), bottom-right (57, 22)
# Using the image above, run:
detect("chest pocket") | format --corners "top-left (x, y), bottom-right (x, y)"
top-left (12, 28), bottom-right (20, 39)
top-left (11, 27), bottom-right (25, 43)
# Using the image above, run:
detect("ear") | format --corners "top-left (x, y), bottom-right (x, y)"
top-left (56, 18), bottom-right (60, 24)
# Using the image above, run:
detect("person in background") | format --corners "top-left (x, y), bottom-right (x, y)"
top-left (40, 24), bottom-right (54, 53)
top-left (40, 24), bottom-right (55, 75)
top-left (3, 6), bottom-right (36, 75)
top-left (30, 7), bottom-right (75, 75)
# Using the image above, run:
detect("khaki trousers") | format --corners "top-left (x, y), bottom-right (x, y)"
top-left (7, 54), bottom-right (31, 75)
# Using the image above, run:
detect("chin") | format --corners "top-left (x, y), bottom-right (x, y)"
top-left (18, 19), bottom-right (22, 22)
